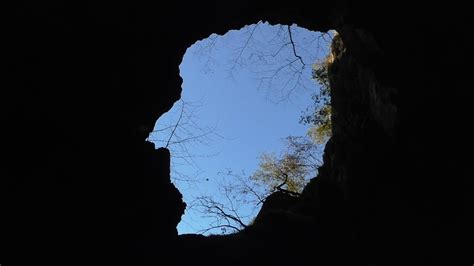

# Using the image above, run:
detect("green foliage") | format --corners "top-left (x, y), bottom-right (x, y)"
top-left (307, 105), bottom-right (332, 144)
top-left (312, 62), bottom-right (330, 92)
top-left (301, 54), bottom-right (333, 143)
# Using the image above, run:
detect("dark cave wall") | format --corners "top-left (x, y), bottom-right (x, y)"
top-left (2, 1), bottom-right (472, 265)
top-left (338, 16), bottom-right (472, 262)
top-left (297, 9), bottom-right (473, 263)
top-left (3, 3), bottom-right (188, 265)
top-left (302, 8), bottom-right (473, 263)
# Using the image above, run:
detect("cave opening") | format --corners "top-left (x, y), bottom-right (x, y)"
top-left (149, 22), bottom-right (336, 235)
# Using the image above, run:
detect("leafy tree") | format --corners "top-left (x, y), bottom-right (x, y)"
top-left (251, 136), bottom-right (321, 194)
top-left (252, 153), bottom-right (306, 193)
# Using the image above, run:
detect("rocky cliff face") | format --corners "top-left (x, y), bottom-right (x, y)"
top-left (2, 2), bottom-right (472, 265)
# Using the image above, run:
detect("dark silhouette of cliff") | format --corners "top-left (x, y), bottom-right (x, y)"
top-left (2, 2), bottom-right (472, 265)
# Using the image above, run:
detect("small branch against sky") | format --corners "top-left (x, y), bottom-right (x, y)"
top-left (228, 22), bottom-right (261, 77)
top-left (192, 34), bottom-right (220, 74)
top-left (149, 99), bottom-right (223, 183)
top-left (287, 25), bottom-right (305, 67)
top-left (165, 100), bottom-right (185, 148)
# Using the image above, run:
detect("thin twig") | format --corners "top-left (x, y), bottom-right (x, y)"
top-left (166, 100), bottom-right (185, 148)
top-left (230, 22), bottom-right (260, 73)
top-left (198, 224), bottom-right (241, 234)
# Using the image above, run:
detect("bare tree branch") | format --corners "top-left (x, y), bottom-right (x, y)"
top-left (193, 196), bottom-right (248, 233)
top-left (287, 25), bottom-right (305, 67)
top-left (229, 22), bottom-right (260, 74)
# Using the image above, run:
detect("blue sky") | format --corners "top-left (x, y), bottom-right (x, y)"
top-left (149, 22), bottom-right (332, 234)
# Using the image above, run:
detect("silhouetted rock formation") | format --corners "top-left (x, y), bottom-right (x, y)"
top-left (2, 2), bottom-right (472, 265)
